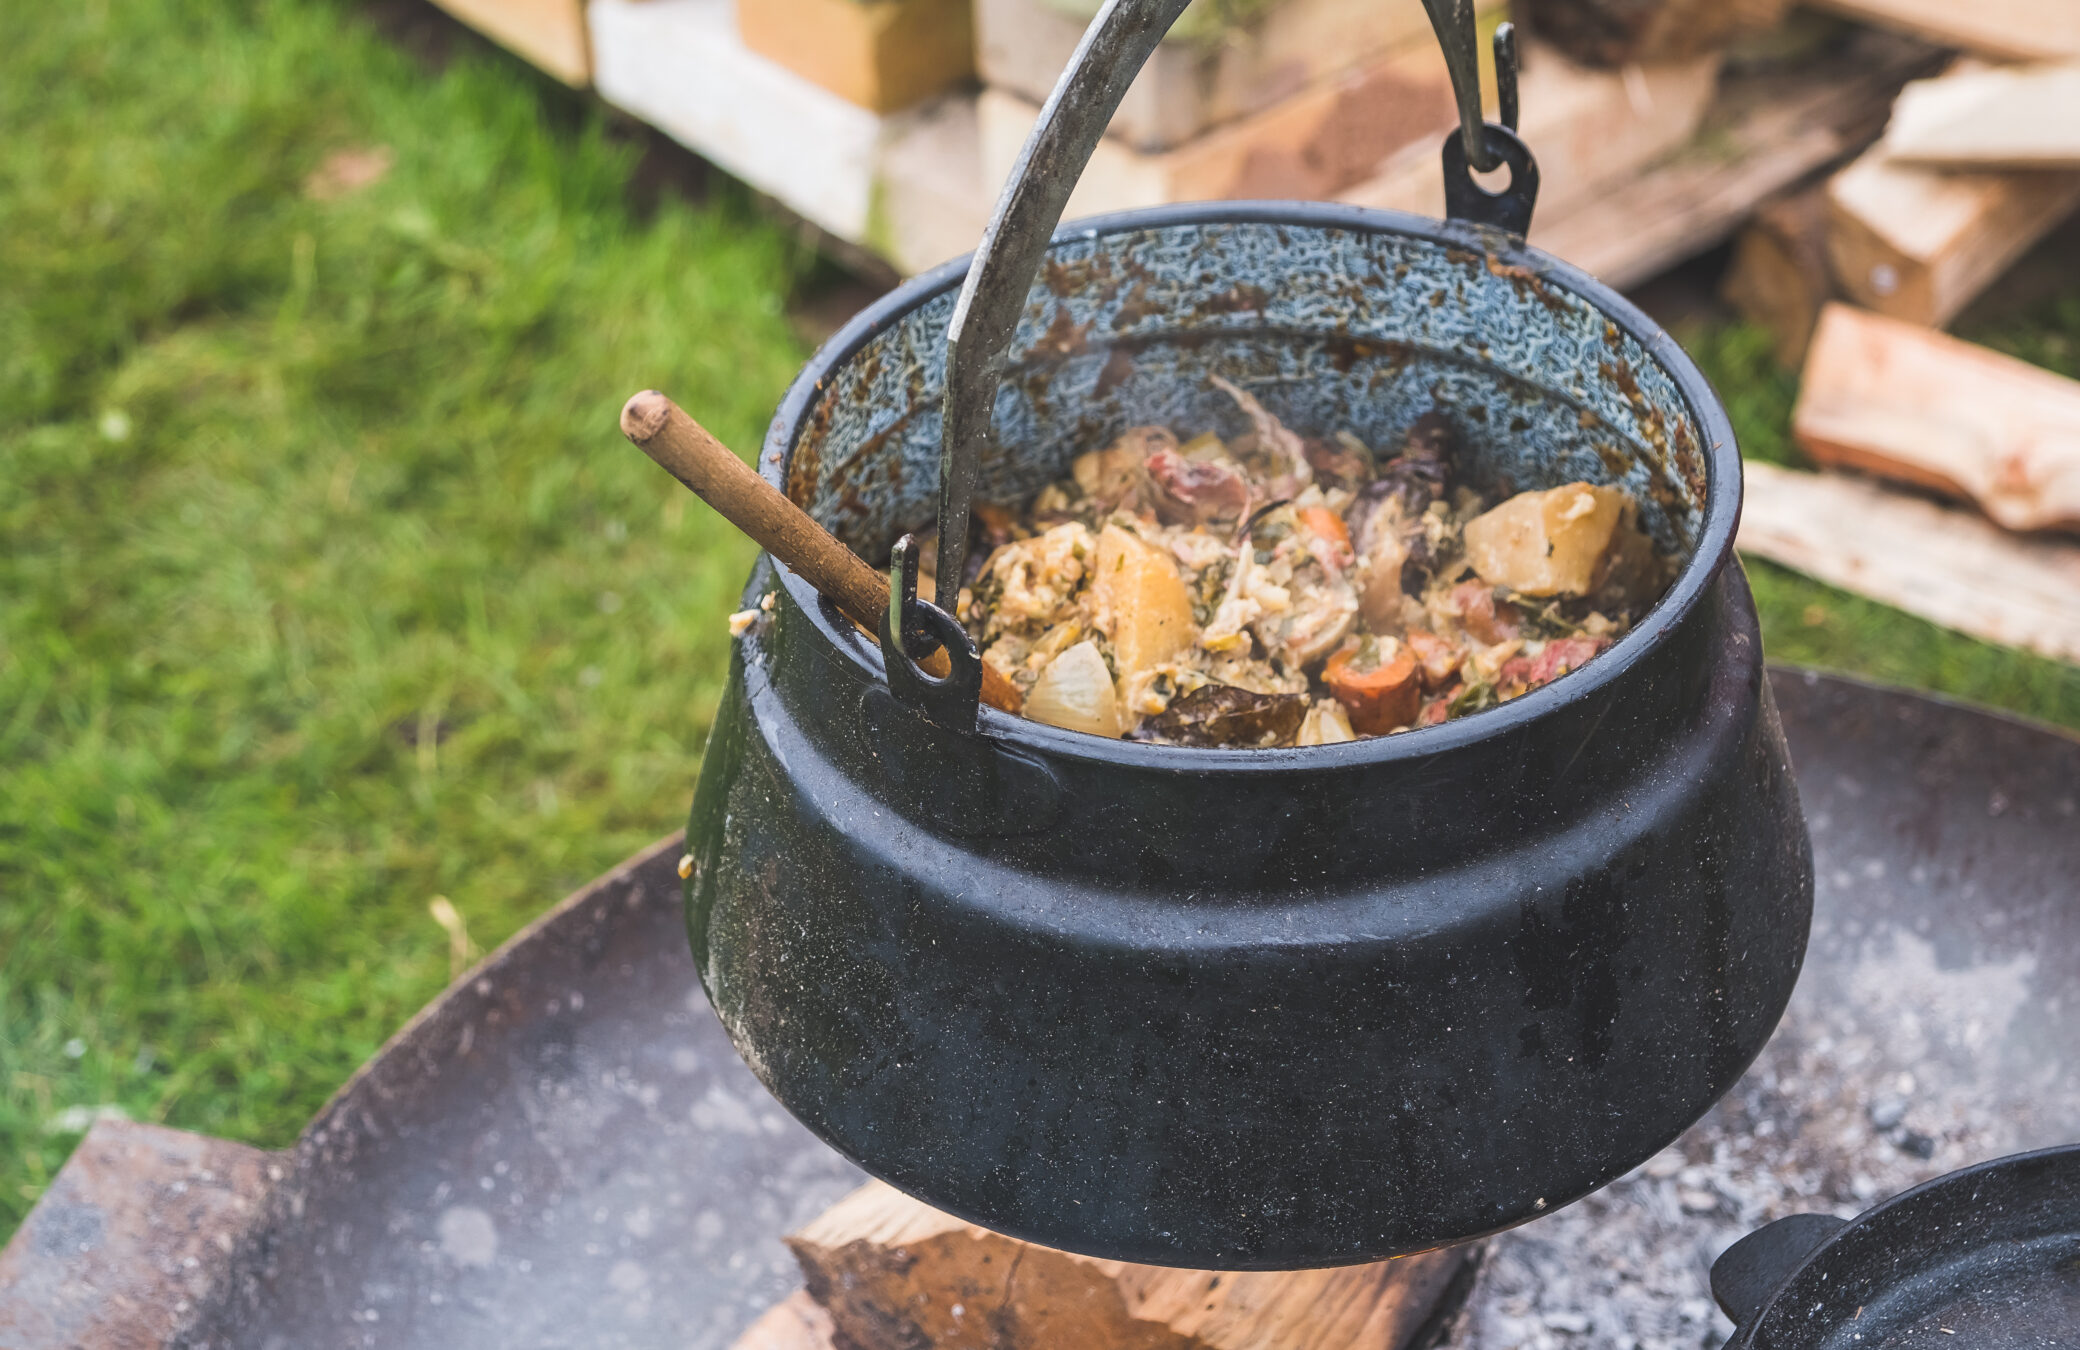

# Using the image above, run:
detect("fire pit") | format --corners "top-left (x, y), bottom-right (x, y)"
top-left (2, 670), bottom-right (2074, 1348)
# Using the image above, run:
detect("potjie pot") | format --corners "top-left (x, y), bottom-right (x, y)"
top-left (1711, 1145), bottom-right (2080, 1347)
top-left (680, 0), bottom-right (1813, 1268)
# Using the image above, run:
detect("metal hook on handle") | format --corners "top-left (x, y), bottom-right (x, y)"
top-left (937, 0), bottom-right (1196, 608)
top-left (1495, 19), bottom-right (1520, 133)
top-left (883, 533), bottom-right (984, 732)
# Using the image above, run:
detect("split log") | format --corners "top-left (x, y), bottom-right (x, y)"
top-left (1793, 303), bottom-right (2080, 534)
top-left (1881, 61), bottom-right (2080, 170)
top-left (1823, 127), bottom-right (2080, 328)
top-left (977, 37), bottom-right (1462, 218)
top-left (974, 0), bottom-right (1501, 152)
top-left (736, 0), bottom-right (974, 113)
top-left (1720, 189), bottom-right (1833, 367)
top-left (1343, 40), bottom-right (1721, 225)
top-left (1803, 0), bottom-right (2080, 63)
top-left (1738, 462), bottom-right (2080, 665)
top-left (766, 1179), bottom-right (1473, 1350)
top-left (1519, 0), bottom-right (1789, 67)
top-left (1516, 28), bottom-right (1937, 288)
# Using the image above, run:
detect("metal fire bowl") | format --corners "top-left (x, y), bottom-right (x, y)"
top-left (9, 671), bottom-right (2077, 1349)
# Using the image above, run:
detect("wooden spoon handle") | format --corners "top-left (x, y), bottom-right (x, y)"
top-left (620, 391), bottom-right (1022, 715)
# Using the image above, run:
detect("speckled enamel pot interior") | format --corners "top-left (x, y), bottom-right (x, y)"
top-left (686, 201), bottom-right (1810, 1268)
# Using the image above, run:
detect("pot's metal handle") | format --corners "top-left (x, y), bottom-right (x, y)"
top-left (935, 0), bottom-right (1195, 608)
top-left (1709, 1212), bottom-right (1848, 1329)
top-left (1422, 0), bottom-right (1501, 172)
top-left (929, 0), bottom-right (1538, 653)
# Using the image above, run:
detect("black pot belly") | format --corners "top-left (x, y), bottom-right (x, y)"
top-left (685, 556), bottom-right (1812, 1267)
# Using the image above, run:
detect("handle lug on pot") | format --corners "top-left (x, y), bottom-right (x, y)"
top-left (1710, 1212), bottom-right (1848, 1329)
top-left (881, 534), bottom-right (984, 734)
top-left (1442, 121), bottom-right (1540, 236)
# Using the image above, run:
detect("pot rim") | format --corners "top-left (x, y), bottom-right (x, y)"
top-left (760, 200), bottom-right (1742, 771)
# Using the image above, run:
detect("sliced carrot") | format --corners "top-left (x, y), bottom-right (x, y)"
top-left (1323, 645), bottom-right (1422, 734)
top-left (1298, 506), bottom-right (1351, 552)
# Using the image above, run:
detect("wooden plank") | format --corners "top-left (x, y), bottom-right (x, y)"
top-left (1824, 131), bottom-right (2080, 328)
top-left (978, 35), bottom-right (1462, 219)
top-left (1881, 61), bottom-right (2080, 170)
top-left (1520, 31), bottom-right (1938, 289)
top-left (1804, 0), bottom-right (2080, 62)
top-left (1341, 40), bottom-right (1721, 224)
top-left (781, 1180), bottom-right (1472, 1350)
top-left (975, 0), bottom-right (1502, 152)
top-left (1793, 303), bottom-right (2080, 533)
top-left (1739, 462), bottom-right (2080, 665)
top-left (1720, 188), bottom-right (1833, 368)
top-left (1521, 0), bottom-right (1788, 66)
top-left (432, 0), bottom-right (591, 85)
top-left (738, 0), bottom-right (974, 114)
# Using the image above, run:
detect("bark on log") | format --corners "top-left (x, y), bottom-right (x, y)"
top-left (767, 1180), bottom-right (1474, 1350)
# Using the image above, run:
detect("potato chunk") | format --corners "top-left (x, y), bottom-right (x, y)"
top-left (1463, 483), bottom-right (1632, 598)
top-left (1089, 524), bottom-right (1197, 685)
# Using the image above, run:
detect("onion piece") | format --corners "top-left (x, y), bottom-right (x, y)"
top-left (1024, 640), bottom-right (1124, 738)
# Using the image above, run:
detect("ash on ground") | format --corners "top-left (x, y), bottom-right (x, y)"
top-left (1447, 870), bottom-right (2077, 1348)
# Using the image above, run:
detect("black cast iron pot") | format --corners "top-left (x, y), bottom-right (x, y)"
top-left (1711, 1145), bottom-right (2080, 1346)
top-left (681, 0), bottom-right (1812, 1268)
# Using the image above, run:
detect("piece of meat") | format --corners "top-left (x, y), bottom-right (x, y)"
top-left (1499, 636), bottom-right (1610, 694)
top-left (1370, 412), bottom-right (1452, 516)
top-left (1211, 376), bottom-right (1312, 498)
top-left (1072, 426), bottom-right (1172, 511)
top-left (1404, 628), bottom-right (1464, 690)
top-left (1450, 580), bottom-right (1521, 645)
top-left (1147, 448), bottom-right (1250, 525)
top-left (1352, 497), bottom-right (1412, 631)
top-left (1303, 434), bottom-right (1371, 488)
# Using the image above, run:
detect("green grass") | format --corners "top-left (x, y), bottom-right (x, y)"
top-left (1, 0), bottom-right (806, 1236)
top-left (3, 0), bottom-right (2078, 1249)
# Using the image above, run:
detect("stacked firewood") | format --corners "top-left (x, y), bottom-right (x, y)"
top-left (1701, 3), bottom-right (2080, 667)
top-left (967, 0), bottom-right (1731, 225)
